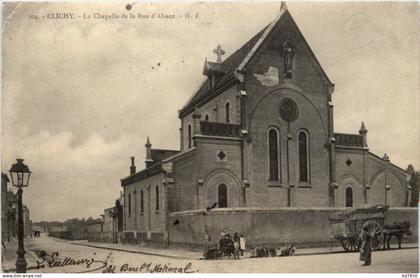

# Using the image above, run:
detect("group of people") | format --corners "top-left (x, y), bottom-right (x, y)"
top-left (219, 229), bottom-right (246, 260)
top-left (205, 225), bottom-right (375, 265)
top-left (249, 244), bottom-right (296, 258)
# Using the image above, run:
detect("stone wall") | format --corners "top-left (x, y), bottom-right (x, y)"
top-left (385, 207), bottom-right (418, 243)
top-left (49, 230), bottom-right (87, 240)
top-left (87, 231), bottom-right (124, 243)
top-left (167, 207), bottom-right (418, 249)
top-left (119, 230), bottom-right (166, 247)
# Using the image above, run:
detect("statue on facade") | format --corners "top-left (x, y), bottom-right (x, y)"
top-left (282, 39), bottom-right (295, 78)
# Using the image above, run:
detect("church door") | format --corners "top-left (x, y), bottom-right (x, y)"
top-left (345, 187), bottom-right (353, 207)
top-left (218, 184), bottom-right (228, 208)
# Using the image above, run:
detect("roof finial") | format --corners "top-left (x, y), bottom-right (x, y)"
top-left (359, 121), bottom-right (367, 134)
top-left (280, 1), bottom-right (288, 12)
top-left (213, 45), bottom-right (225, 63)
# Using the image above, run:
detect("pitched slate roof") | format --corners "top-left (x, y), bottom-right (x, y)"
top-left (180, 26), bottom-right (269, 116)
top-left (151, 149), bottom-right (180, 164)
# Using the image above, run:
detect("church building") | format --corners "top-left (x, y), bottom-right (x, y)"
top-left (120, 4), bottom-right (411, 245)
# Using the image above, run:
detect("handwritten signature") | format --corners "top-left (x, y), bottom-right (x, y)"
top-left (35, 250), bottom-right (197, 273)
top-left (36, 251), bottom-right (107, 273)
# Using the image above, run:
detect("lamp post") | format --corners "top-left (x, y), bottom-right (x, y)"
top-left (9, 159), bottom-right (31, 273)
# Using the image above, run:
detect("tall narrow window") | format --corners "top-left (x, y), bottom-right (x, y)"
top-left (205, 114), bottom-right (209, 121)
top-left (218, 184), bottom-right (227, 208)
top-left (345, 187), bottom-right (353, 207)
top-left (188, 124), bottom-right (192, 148)
top-left (298, 130), bottom-right (309, 182)
top-left (155, 185), bottom-right (159, 211)
top-left (268, 129), bottom-right (279, 181)
top-left (128, 193), bottom-right (131, 216)
top-left (140, 190), bottom-right (144, 212)
top-left (225, 103), bottom-right (230, 123)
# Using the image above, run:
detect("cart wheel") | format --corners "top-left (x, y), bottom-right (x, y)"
top-left (363, 220), bottom-right (383, 250)
top-left (340, 237), bottom-right (361, 252)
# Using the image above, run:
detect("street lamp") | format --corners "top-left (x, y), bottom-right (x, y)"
top-left (9, 159), bottom-right (31, 273)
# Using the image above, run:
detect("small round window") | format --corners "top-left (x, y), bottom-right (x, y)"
top-left (279, 98), bottom-right (298, 122)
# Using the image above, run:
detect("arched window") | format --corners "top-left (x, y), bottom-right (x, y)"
top-left (225, 103), bottom-right (230, 123)
top-left (128, 193), bottom-right (131, 216)
top-left (298, 130), bottom-right (309, 182)
top-left (155, 185), bottom-right (159, 211)
top-left (140, 190), bottom-right (144, 212)
top-left (268, 128), bottom-right (280, 181)
top-left (346, 187), bottom-right (353, 207)
top-left (188, 124), bottom-right (192, 148)
top-left (205, 114), bottom-right (209, 121)
top-left (218, 184), bottom-right (227, 208)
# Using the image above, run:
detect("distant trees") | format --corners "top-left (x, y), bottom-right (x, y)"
top-left (407, 164), bottom-right (419, 207)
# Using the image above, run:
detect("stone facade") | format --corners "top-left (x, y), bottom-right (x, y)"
top-left (119, 6), bottom-right (412, 246)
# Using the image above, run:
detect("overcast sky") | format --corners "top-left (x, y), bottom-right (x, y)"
top-left (2, 1), bottom-right (419, 222)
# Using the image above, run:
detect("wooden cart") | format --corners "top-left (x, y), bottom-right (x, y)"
top-left (329, 205), bottom-right (389, 252)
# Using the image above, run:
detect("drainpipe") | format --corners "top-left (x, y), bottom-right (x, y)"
top-left (383, 154), bottom-right (390, 205)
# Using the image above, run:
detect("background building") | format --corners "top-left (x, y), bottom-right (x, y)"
top-left (1, 173), bottom-right (10, 241)
top-left (87, 194), bottom-right (124, 243)
top-left (1, 172), bottom-right (32, 241)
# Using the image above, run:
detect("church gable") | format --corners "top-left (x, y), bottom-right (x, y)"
top-left (243, 9), bottom-right (332, 90)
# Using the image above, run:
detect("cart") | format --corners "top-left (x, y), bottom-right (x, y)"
top-left (329, 205), bottom-right (389, 252)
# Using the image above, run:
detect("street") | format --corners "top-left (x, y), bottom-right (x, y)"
top-left (3, 234), bottom-right (418, 273)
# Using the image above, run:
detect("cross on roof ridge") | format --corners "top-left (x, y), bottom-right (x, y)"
top-left (213, 44), bottom-right (225, 63)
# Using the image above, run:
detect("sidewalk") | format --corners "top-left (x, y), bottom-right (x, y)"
top-left (296, 242), bottom-right (418, 256)
top-left (2, 238), bottom-right (40, 272)
top-left (70, 240), bottom-right (418, 260)
top-left (70, 240), bottom-right (201, 260)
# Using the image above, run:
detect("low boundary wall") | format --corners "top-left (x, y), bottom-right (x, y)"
top-left (167, 207), bottom-right (418, 249)
top-left (49, 230), bottom-right (87, 240)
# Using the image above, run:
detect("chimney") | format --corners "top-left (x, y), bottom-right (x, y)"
top-left (145, 137), bottom-right (154, 168)
top-left (130, 156), bottom-right (136, 175)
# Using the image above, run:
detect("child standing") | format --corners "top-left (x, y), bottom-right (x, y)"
top-left (239, 234), bottom-right (246, 256)
top-left (233, 240), bottom-right (240, 260)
